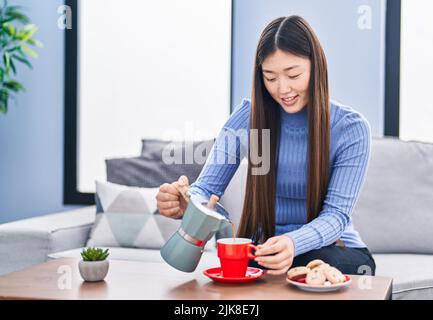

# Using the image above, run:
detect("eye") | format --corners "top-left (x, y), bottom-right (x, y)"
top-left (289, 74), bottom-right (301, 80)
top-left (265, 78), bottom-right (277, 82)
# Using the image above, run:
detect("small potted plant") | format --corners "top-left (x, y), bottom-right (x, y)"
top-left (79, 247), bottom-right (110, 282)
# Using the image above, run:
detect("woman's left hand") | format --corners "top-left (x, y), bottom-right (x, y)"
top-left (254, 235), bottom-right (295, 276)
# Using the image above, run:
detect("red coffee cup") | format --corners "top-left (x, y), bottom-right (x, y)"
top-left (217, 238), bottom-right (258, 278)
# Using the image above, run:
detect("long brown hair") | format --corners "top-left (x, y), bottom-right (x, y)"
top-left (237, 16), bottom-right (330, 244)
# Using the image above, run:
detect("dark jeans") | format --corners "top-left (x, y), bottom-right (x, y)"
top-left (249, 245), bottom-right (376, 276)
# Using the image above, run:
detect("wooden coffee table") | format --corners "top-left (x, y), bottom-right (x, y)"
top-left (0, 258), bottom-right (392, 300)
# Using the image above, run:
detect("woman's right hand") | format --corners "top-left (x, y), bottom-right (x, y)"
top-left (156, 175), bottom-right (189, 219)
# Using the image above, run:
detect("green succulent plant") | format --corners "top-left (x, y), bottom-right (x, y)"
top-left (0, 0), bottom-right (42, 114)
top-left (80, 247), bottom-right (110, 261)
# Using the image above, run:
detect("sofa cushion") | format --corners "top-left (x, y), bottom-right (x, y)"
top-left (107, 139), bottom-right (215, 188)
top-left (374, 253), bottom-right (433, 300)
top-left (106, 156), bottom-right (205, 188)
top-left (352, 137), bottom-right (433, 254)
top-left (141, 138), bottom-right (215, 161)
top-left (87, 181), bottom-right (181, 249)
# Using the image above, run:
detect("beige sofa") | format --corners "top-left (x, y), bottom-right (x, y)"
top-left (1, 137), bottom-right (433, 299)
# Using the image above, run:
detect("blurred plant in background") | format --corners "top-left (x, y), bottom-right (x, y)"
top-left (0, 0), bottom-right (42, 114)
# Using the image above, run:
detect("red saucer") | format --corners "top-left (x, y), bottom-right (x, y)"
top-left (203, 267), bottom-right (264, 284)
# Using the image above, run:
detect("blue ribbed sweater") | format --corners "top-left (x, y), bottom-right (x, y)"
top-left (189, 98), bottom-right (371, 257)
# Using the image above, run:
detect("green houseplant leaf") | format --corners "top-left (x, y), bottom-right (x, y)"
top-left (0, 0), bottom-right (41, 114)
top-left (80, 248), bottom-right (110, 261)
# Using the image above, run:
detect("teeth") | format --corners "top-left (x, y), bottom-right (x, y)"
top-left (283, 96), bottom-right (296, 102)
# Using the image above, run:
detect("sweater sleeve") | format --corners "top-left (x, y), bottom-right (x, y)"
top-left (188, 98), bottom-right (250, 200)
top-left (284, 112), bottom-right (372, 257)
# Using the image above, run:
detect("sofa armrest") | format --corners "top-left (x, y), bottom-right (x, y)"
top-left (0, 206), bottom-right (96, 275)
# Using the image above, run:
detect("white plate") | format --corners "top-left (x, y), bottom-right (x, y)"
top-left (286, 276), bottom-right (352, 293)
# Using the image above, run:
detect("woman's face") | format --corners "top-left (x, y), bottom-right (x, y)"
top-left (261, 49), bottom-right (311, 114)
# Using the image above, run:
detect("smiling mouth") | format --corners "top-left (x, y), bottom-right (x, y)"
top-left (282, 95), bottom-right (298, 102)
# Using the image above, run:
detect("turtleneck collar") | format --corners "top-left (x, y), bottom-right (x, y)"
top-left (279, 105), bottom-right (308, 127)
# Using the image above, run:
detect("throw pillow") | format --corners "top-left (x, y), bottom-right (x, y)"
top-left (87, 180), bottom-right (181, 249)
top-left (141, 138), bottom-right (215, 161)
top-left (106, 156), bottom-right (204, 188)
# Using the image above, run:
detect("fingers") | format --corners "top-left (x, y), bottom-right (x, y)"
top-left (159, 206), bottom-right (181, 218)
top-left (178, 175), bottom-right (189, 186)
top-left (253, 236), bottom-right (293, 275)
top-left (255, 241), bottom-right (283, 256)
top-left (256, 253), bottom-right (291, 275)
top-left (255, 251), bottom-right (288, 265)
top-left (255, 237), bottom-right (279, 254)
top-left (174, 175), bottom-right (189, 192)
top-left (262, 237), bottom-right (279, 246)
top-left (156, 178), bottom-right (191, 219)
top-left (157, 200), bottom-right (180, 210)
top-left (156, 184), bottom-right (181, 215)
top-left (159, 183), bottom-right (180, 196)
top-left (156, 191), bottom-right (178, 202)
top-left (266, 267), bottom-right (291, 276)
top-left (171, 209), bottom-right (185, 220)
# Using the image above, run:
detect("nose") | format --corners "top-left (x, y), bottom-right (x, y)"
top-left (278, 78), bottom-right (292, 95)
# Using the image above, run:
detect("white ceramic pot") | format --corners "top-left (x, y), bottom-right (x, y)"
top-left (79, 260), bottom-right (109, 282)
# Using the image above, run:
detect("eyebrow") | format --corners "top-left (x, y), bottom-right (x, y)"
top-left (262, 65), bottom-right (300, 74)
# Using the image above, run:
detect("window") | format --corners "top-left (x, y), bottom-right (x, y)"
top-left (400, 0), bottom-right (433, 142)
top-left (65, 0), bottom-right (232, 202)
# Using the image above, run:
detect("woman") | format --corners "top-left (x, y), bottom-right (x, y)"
top-left (156, 15), bottom-right (376, 276)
